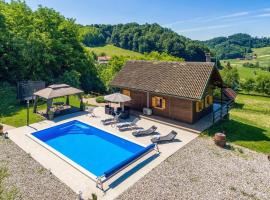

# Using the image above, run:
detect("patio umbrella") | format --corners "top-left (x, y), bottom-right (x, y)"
top-left (104, 93), bottom-right (131, 111)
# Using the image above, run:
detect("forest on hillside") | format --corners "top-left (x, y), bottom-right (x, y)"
top-left (0, 1), bottom-right (187, 92)
top-left (80, 23), bottom-right (209, 61)
top-left (204, 33), bottom-right (270, 59)
top-left (0, 0), bottom-right (103, 92)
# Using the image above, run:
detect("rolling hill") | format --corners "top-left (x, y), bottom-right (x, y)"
top-left (87, 45), bottom-right (143, 57)
top-left (221, 46), bottom-right (270, 80)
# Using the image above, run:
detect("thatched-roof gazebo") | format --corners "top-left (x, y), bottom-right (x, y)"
top-left (33, 84), bottom-right (84, 116)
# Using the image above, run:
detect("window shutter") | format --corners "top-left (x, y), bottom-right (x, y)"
top-left (123, 89), bottom-right (130, 97)
top-left (209, 96), bottom-right (213, 104)
top-left (200, 100), bottom-right (204, 110)
top-left (162, 98), bottom-right (166, 109)
top-left (152, 97), bottom-right (156, 107)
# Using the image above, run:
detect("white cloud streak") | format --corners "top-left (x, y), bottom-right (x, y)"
top-left (163, 11), bottom-right (250, 27)
top-left (256, 12), bottom-right (270, 17)
top-left (177, 24), bottom-right (234, 33)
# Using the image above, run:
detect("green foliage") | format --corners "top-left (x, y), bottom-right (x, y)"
top-left (242, 62), bottom-right (259, 68)
top-left (255, 75), bottom-right (270, 95)
top-left (137, 51), bottom-right (184, 61)
top-left (0, 0), bottom-right (103, 92)
top-left (97, 55), bottom-right (128, 89)
top-left (95, 96), bottom-right (106, 103)
top-left (205, 33), bottom-right (270, 59)
top-left (222, 66), bottom-right (240, 89)
top-left (79, 26), bottom-right (105, 46)
top-left (60, 70), bottom-right (81, 88)
top-left (82, 23), bottom-right (209, 61)
top-left (240, 78), bottom-right (255, 93)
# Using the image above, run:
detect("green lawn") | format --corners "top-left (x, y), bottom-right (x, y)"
top-left (203, 94), bottom-right (270, 154)
top-left (87, 44), bottom-right (143, 57)
top-left (221, 46), bottom-right (270, 80)
top-left (0, 85), bottom-right (81, 127)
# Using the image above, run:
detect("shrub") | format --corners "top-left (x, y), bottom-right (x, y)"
top-left (255, 75), bottom-right (270, 95)
top-left (95, 96), bottom-right (106, 103)
top-left (60, 70), bottom-right (81, 88)
top-left (241, 78), bottom-right (255, 93)
top-left (222, 67), bottom-right (240, 89)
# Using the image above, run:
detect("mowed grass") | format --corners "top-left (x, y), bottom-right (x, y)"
top-left (203, 94), bottom-right (270, 154)
top-left (0, 85), bottom-right (81, 127)
top-left (87, 44), bottom-right (143, 57)
top-left (221, 46), bottom-right (270, 80)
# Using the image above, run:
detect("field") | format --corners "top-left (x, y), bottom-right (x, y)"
top-left (0, 85), bottom-right (81, 127)
top-left (87, 44), bottom-right (143, 57)
top-left (204, 94), bottom-right (270, 154)
top-left (221, 46), bottom-right (270, 80)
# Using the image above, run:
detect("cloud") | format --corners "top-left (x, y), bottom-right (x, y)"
top-left (163, 11), bottom-right (250, 27)
top-left (263, 8), bottom-right (270, 11)
top-left (256, 12), bottom-right (270, 17)
top-left (177, 24), bottom-right (234, 33)
top-left (216, 11), bottom-right (249, 19)
top-left (163, 17), bottom-right (203, 27)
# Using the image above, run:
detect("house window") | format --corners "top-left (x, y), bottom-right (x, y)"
top-left (196, 100), bottom-right (204, 112)
top-left (122, 89), bottom-right (130, 97)
top-left (204, 95), bottom-right (213, 107)
top-left (152, 96), bottom-right (166, 110)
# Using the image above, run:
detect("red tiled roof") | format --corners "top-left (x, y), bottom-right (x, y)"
top-left (223, 88), bottom-right (237, 100)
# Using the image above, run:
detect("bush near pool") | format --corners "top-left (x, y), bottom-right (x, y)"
top-left (96, 96), bottom-right (106, 103)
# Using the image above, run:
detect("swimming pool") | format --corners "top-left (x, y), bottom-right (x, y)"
top-left (31, 120), bottom-right (155, 182)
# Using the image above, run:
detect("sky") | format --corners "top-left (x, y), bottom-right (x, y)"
top-left (9, 0), bottom-right (270, 40)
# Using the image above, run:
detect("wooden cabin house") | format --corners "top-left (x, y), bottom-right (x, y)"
top-left (110, 60), bottom-right (227, 124)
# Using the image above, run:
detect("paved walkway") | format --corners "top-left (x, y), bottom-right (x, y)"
top-left (7, 107), bottom-right (198, 200)
top-left (3, 124), bottom-right (15, 132)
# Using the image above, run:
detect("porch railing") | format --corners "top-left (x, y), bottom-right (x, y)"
top-left (212, 100), bottom-right (234, 124)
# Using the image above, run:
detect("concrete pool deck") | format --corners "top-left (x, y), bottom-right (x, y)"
top-left (7, 107), bottom-right (198, 200)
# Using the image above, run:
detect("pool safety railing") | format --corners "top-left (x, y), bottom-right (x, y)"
top-left (96, 143), bottom-right (158, 191)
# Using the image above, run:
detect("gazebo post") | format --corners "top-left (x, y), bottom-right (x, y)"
top-left (33, 96), bottom-right (38, 113)
top-left (79, 94), bottom-right (84, 111)
top-left (66, 95), bottom-right (70, 105)
top-left (47, 98), bottom-right (53, 114)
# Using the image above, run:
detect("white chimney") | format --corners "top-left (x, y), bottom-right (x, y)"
top-left (205, 53), bottom-right (211, 62)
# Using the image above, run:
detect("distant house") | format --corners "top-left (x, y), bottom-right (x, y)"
top-left (110, 60), bottom-right (233, 124)
top-left (97, 56), bottom-right (111, 64)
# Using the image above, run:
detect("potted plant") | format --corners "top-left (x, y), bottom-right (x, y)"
top-left (0, 124), bottom-right (3, 135)
top-left (47, 111), bottom-right (54, 120)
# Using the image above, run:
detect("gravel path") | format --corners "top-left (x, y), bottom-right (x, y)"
top-left (0, 137), bottom-right (77, 200)
top-left (117, 137), bottom-right (270, 200)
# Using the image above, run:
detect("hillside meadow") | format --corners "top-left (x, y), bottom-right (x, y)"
top-left (204, 94), bottom-right (270, 154)
top-left (221, 46), bottom-right (270, 80)
top-left (87, 45), bottom-right (143, 57)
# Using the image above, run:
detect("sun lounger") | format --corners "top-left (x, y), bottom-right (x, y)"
top-left (151, 130), bottom-right (178, 143)
top-left (132, 125), bottom-right (158, 137)
top-left (101, 113), bottom-right (121, 125)
top-left (86, 106), bottom-right (96, 117)
top-left (117, 117), bottom-right (140, 129)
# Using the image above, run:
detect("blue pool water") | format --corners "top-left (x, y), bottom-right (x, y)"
top-left (32, 120), bottom-right (154, 177)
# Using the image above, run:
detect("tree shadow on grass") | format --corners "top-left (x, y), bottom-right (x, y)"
top-left (233, 102), bottom-right (244, 109)
top-left (204, 119), bottom-right (270, 143)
